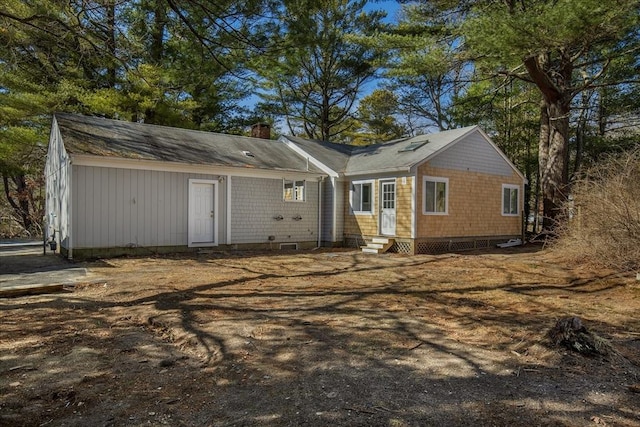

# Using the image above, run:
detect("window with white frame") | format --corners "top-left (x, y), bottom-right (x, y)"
top-left (423, 176), bottom-right (448, 214)
top-left (283, 179), bottom-right (305, 201)
top-left (502, 184), bottom-right (519, 215)
top-left (350, 180), bottom-right (373, 214)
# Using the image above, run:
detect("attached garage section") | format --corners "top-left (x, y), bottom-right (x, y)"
top-left (70, 164), bottom-right (228, 257)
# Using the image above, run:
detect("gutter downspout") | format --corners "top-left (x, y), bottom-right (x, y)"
top-left (317, 177), bottom-right (323, 248)
top-left (226, 174), bottom-right (232, 245)
top-left (411, 172), bottom-right (416, 240)
top-left (67, 161), bottom-right (73, 260)
top-left (332, 177), bottom-right (337, 244)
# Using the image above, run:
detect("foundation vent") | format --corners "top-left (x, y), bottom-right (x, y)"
top-left (279, 243), bottom-right (298, 250)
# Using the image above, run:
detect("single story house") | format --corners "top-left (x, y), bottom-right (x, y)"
top-left (46, 113), bottom-right (525, 258)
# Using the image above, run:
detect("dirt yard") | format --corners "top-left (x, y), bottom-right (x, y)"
top-left (1, 245), bottom-right (639, 426)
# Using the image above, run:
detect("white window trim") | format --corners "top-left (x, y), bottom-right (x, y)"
top-left (350, 179), bottom-right (375, 215)
top-left (283, 178), bottom-right (305, 202)
top-left (423, 176), bottom-right (449, 215)
top-left (502, 184), bottom-right (520, 216)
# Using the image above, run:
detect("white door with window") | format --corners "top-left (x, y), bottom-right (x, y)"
top-left (380, 180), bottom-right (396, 236)
top-left (189, 179), bottom-right (218, 246)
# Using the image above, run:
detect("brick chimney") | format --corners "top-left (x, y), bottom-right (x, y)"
top-left (251, 123), bottom-right (271, 139)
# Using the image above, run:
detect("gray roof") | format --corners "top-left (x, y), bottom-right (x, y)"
top-left (283, 126), bottom-right (480, 176)
top-left (54, 113), bottom-right (324, 174)
top-left (345, 126), bottom-right (478, 175)
top-left (280, 135), bottom-right (354, 174)
top-left (54, 114), bottom-right (518, 179)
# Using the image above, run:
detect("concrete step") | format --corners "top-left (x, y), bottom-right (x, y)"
top-left (361, 247), bottom-right (380, 254)
top-left (360, 238), bottom-right (395, 254)
top-left (371, 237), bottom-right (390, 244)
top-left (365, 243), bottom-right (385, 249)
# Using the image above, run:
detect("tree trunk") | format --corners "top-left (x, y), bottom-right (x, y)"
top-left (144, 1), bottom-right (167, 124)
top-left (106, 0), bottom-right (117, 89)
top-left (2, 173), bottom-right (34, 232)
top-left (524, 53), bottom-right (572, 232)
top-left (538, 98), bottom-right (570, 230)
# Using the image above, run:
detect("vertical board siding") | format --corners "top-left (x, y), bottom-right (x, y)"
top-left (230, 176), bottom-right (319, 244)
top-left (122, 169), bottom-right (132, 245)
top-left (170, 172), bottom-right (179, 245)
top-left (428, 130), bottom-right (513, 176)
top-left (156, 172), bottom-right (165, 246)
top-left (72, 166), bottom-right (226, 248)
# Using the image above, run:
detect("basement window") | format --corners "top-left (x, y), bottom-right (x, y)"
top-left (280, 243), bottom-right (298, 250)
top-left (284, 179), bottom-right (305, 202)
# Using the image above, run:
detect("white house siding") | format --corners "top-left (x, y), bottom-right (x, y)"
top-left (230, 176), bottom-right (319, 245)
top-left (45, 119), bottom-right (72, 250)
top-left (71, 165), bottom-right (227, 248)
top-left (428, 130), bottom-right (513, 177)
top-left (333, 178), bottom-right (345, 242)
top-left (321, 179), bottom-right (334, 243)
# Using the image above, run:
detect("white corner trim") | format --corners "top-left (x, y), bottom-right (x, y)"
top-left (411, 174), bottom-right (416, 239)
top-left (226, 175), bottom-right (232, 245)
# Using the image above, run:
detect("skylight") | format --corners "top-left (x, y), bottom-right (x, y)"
top-left (398, 141), bottom-right (428, 153)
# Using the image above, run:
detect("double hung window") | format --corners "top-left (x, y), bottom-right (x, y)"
top-left (423, 176), bottom-right (448, 214)
top-left (351, 180), bottom-right (373, 214)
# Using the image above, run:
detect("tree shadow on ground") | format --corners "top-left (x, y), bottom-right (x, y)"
top-left (1, 249), bottom-right (639, 426)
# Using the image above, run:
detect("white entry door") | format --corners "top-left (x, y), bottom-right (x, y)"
top-left (189, 180), bottom-right (217, 246)
top-left (380, 180), bottom-right (396, 236)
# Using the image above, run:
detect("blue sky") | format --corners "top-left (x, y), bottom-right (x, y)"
top-left (365, 0), bottom-right (401, 23)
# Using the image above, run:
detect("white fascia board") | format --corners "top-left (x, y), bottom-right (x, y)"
top-left (344, 168), bottom-right (411, 178)
top-left (70, 154), bottom-right (324, 180)
top-left (279, 136), bottom-right (340, 178)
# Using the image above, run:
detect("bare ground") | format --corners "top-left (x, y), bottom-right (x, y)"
top-left (1, 245), bottom-right (640, 426)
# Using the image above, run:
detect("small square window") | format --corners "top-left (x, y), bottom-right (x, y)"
top-left (284, 179), bottom-right (305, 201)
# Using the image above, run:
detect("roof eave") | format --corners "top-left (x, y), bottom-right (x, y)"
top-left (279, 136), bottom-right (341, 178)
top-left (344, 166), bottom-right (412, 177)
top-left (69, 153), bottom-right (326, 177)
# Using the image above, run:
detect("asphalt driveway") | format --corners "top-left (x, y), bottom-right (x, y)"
top-left (0, 241), bottom-right (88, 296)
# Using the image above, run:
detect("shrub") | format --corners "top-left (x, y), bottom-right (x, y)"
top-left (556, 148), bottom-right (640, 271)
